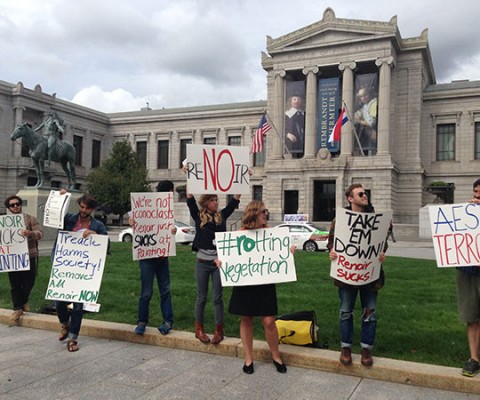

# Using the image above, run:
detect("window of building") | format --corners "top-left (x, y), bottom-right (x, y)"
top-left (157, 140), bottom-right (169, 169)
top-left (203, 137), bottom-right (216, 145)
top-left (436, 124), bottom-right (455, 161)
top-left (73, 135), bottom-right (83, 166)
top-left (228, 136), bottom-right (241, 146)
top-left (91, 140), bottom-right (101, 168)
top-left (254, 149), bottom-right (266, 167)
top-left (136, 141), bottom-right (147, 167)
top-left (253, 185), bottom-right (263, 200)
top-left (475, 122), bottom-right (480, 160)
top-left (180, 138), bottom-right (192, 167)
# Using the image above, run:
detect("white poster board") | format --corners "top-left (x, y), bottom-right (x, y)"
top-left (44, 190), bottom-right (71, 228)
top-left (45, 231), bottom-right (109, 304)
top-left (428, 203), bottom-right (480, 267)
top-left (186, 144), bottom-right (250, 194)
top-left (330, 209), bottom-right (391, 285)
top-left (130, 192), bottom-right (176, 260)
top-left (215, 227), bottom-right (296, 286)
top-left (0, 214), bottom-right (30, 272)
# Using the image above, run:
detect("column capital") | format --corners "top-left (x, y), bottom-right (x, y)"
top-left (277, 70), bottom-right (287, 78)
top-left (302, 66), bottom-right (319, 76)
top-left (338, 61), bottom-right (356, 71)
top-left (375, 56), bottom-right (394, 67)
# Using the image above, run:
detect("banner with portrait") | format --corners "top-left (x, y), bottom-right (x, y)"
top-left (284, 81), bottom-right (306, 158)
top-left (353, 73), bottom-right (378, 156)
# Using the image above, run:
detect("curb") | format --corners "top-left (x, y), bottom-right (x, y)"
top-left (1, 308), bottom-right (479, 395)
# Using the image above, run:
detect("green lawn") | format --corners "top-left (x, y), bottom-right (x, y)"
top-left (0, 242), bottom-right (466, 368)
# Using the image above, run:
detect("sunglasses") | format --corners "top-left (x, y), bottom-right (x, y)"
top-left (357, 192), bottom-right (367, 198)
top-left (260, 209), bottom-right (269, 214)
top-left (8, 202), bottom-right (21, 208)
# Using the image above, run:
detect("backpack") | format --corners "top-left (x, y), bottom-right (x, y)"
top-left (275, 310), bottom-right (318, 347)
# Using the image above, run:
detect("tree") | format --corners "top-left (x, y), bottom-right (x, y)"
top-left (87, 141), bottom-right (150, 225)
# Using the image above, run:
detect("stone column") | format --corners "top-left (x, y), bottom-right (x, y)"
top-left (375, 56), bottom-right (394, 154)
top-left (271, 71), bottom-right (286, 160)
top-left (338, 62), bottom-right (356, 155)
top-left (302, 66), bottom-right (319, 159)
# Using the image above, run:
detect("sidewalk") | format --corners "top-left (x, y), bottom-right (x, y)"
top-left (1, 310), bottom-right (479, 399)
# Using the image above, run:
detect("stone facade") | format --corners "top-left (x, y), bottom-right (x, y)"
top-left (2, 8), bottom-right (480, 233)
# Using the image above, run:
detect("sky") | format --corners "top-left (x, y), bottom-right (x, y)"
top-left (1, 0), bottom-right (479, 113)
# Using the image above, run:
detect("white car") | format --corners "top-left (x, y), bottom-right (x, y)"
top-left (276, 222), bottom-right (329, 252)
top-left (118, 221), bottom-right (195, 244)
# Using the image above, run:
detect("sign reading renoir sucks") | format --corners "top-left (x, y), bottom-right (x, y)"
top-left (186, 144), bottom-right (250, 194)
top-left (330, 209), bottom-right (391, 285)
top-left (429, 203), bottom-right (480, 267)
top-left (215, 227), bottom-right (296, 287)
top-left (0, 214), bottom-right (29, 273)
top-left (46, 231), bottom-right (108, 304)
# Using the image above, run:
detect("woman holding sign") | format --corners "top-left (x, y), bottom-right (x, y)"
top-left (187, 192), bottom-right (240, 345)
top-left (226, 200), bottom-right (288, 374)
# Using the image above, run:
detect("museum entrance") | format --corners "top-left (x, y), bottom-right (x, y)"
top-left (313, 180), bottom-right (336, 222)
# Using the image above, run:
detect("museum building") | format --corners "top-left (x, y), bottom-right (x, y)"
top-left (2, 8), bottom-right (480, 235)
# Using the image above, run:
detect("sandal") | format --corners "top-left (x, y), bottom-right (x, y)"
top-left (59, 324), bottom-right (69, 341)
top-left (67, 339), bottom-right (79, 352)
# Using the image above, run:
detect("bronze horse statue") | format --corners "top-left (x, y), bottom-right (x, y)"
top-left (10, 123), bottom-right (76, 189)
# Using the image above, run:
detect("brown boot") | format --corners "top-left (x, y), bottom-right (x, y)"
top-left (195, 321), bottom-right (210, 343)
top-left (211, 324), bottom-right (224, 344)
top-left (9, 309), bottom-right (23, 326)
top-left (361, 348), bottom-right (373, 367)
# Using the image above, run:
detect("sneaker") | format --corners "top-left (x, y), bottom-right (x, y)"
top-left (340, 347), bottom-right (352, 365)
top-left (135, 322), bottom-right (146, 335)
top-left (462, 358), bottom-right (480, 377)
top-left (361, 348), bottom-right (373, 367)
top-left (158, 321), bottom-right (172, 335)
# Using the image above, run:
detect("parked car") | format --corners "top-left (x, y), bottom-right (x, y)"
top-left (118, 221), bottom-right (195, 244)
top-left (276, 222), bottom-right (329, 252)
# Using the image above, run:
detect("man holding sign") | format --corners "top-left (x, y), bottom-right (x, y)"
top-left (327, 184), bottom-right (388, 367)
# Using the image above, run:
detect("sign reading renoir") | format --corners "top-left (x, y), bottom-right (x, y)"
top-left (215, 227), bottom-right (296, 287)
top-left (330, 209), bottom-right (391, 285)
top-left (45, 231), bottom-right (108, 304)
top-left (429, 203), bottom-right (480, 267)
top-left (0, 214), bottom-right (29, 273)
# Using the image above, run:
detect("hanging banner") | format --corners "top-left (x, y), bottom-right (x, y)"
top-left (353, 73), bottom-right (378, 156)
top-left (318, 77), bottom-right (341, 153)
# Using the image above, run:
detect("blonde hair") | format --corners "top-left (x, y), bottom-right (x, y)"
top-left (198, 194), bottom-right (222, 228)
top-left (241, 200), bottom-right (267, 230)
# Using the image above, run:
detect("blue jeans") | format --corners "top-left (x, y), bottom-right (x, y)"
top-left (56, 301), bottom-right (84, 340)
top-left (339, 285), bottom-right (377, 350)
top-left (195, 259), bottom-right (223, 325)
top-left (137, 257), bottom-right (174, 325)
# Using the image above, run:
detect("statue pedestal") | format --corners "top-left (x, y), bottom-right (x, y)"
top-left (17, 188), bottom-right (82, 241)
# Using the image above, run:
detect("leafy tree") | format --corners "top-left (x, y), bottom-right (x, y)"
top-left (86, 141), bottom-right (150, 225)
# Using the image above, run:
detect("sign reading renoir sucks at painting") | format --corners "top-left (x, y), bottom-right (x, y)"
top-left (215, 227), bottom-right (296, 286)
top-left (46, 231), bottom-right (108, 304)
top-left (330, 209), bottom-right (391, 285)
top-left (186, 144), bottom-right (250, 194)
top-left (428, 203), bottom-right (480, 267)
top-left (0, 214), bottom-right (29, 273)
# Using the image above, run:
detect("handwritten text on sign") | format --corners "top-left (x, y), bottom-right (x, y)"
top-left (215, 227), bottom-right (296, 286)
top-left (330, 209), bottom-right (391, 285)
top-left (186, 144), bottom-right (250, 194)
top-left (428, 203), bottom-right (480, 267)
top-left (44, 190), bottom-right (71, 229)
top-left (0, 215), bottom-right (29, 273)
top-left (45, 231), bottom-right (108, 303)
top-left (131, 192), bottom-right (175, 260)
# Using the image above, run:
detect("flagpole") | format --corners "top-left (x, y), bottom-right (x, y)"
top-left (264, 110), bottom-right (292, 155)
top-left (342, 101), bottom-right (365, 156)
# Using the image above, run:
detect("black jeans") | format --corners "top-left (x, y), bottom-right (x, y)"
top-left (8, 257), bottom-right (38, 310)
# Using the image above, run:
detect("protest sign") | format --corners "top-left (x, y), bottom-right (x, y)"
top-left (185, 144), bottom-right (250, 194)
top-left (428, 202), bottom-right (480, 267)
top-left (0, 214), bottom-right (30, 273)
top-left (130, 192), bottom-right (175, 260)
top-left (44, 190), bottom-right (71, 228)
top-left (45, 231), bottom-right (108, 304)
top-left (330, 209), bottom-right (391, 285)
top-left (215, 227), bottom-right (296, 287)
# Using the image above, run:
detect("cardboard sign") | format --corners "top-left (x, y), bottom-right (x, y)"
top-left (0, 214), bottom-right (30, 273)
top-left (215, 227), bottom-right (297, 287)
top-left (45, 231), bottom-right (108, 304)
top-left (130, 192), bottom-right (176, 260)
top-left (330, 209), bottom-right (391, 285)
top-left (44, 190), bottom-right (71, 228)
top-left (429, 203), bottom-right (480, 267)
top-left (186, 144), bottom-right (250, 194)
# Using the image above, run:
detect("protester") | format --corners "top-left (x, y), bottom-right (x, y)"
top-left (458, 178), bottom-right (480, 377)
top-left (223, 200), bottom-right (291, 374)
top-left (4, 195), bottom-right (43, 326)
top-left (187, 192), bottom-right (240, 344)
top-left (55, 190), bottom-right (108, 352)
top-left (327, 184), bottom-right (386, 367)
top-left (134, 180), bottom-right (177, 336)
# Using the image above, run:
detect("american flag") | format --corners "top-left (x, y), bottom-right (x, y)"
top-left (251, 114), bottom-right (271, 153)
